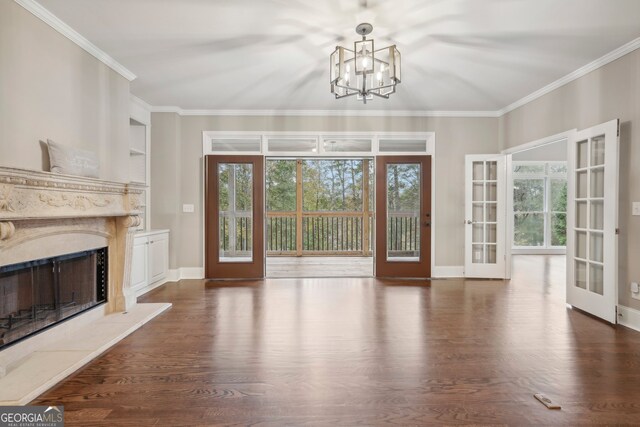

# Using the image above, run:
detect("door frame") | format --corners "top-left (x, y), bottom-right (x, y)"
top-left (204, 155), bottom-right (265, 279)
top-left (202, 131), bottom-right (437, 278)
top-left (501, 129), bottom-right (577, 281)
top-left (375, 155), bottom-right (432, 278)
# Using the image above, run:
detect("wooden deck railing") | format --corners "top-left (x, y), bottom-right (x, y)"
top-left (386, 212), bottom-right (421, 256)
top-left (221, 211), bottom-right (419, 257)
top-left (267, 212), bottom-right (373, 256)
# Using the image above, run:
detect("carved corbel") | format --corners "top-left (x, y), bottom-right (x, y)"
top-left (0, 221), bottom-right (15, 240)
top-left (122, 215), bottom-right (142, 229)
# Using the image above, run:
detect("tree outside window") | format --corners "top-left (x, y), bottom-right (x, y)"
top-left (513, 162), bottom-right (567, 249)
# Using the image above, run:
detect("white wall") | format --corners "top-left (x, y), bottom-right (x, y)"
top-left (150, 114), bottom-right (500, 270)
top-left (0, 0), bottom-right (130, 182)
top-left (512, 140), bottom-right (567, 161)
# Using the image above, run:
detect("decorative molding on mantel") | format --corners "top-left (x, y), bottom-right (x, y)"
top-left (0, 167), bottom-right (144, 222)
top-left (0, 222), bottom-right (15, 241)
top-left (13, 0), bottom-right (136, 81)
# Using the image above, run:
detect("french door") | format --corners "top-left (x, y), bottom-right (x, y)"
top-left (205, 155), bottom-right (264, 279)
top-left (566, 119), bottom-right (619, 323)
top-left (375, 156), bottom-right (431, 278)
top-left (464, 155), bottom-right (507, 278)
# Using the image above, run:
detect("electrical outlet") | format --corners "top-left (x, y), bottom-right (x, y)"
top-left (633, 202), bottom-right (640, 216)
top-left (632, 282), bottom-right (640, 300)
top-left (182, 204), bottom-right (195, 213)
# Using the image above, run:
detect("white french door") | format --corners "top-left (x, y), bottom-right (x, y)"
top-left (464, 155), bottom-right (507, 278)
top-left (566, 119), bottom-right (619, 323)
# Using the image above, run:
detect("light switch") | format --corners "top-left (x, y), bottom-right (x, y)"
top-left (633, 202), bottom-right (640, 216)
top-left (182, 204), bottom-right (195, 213)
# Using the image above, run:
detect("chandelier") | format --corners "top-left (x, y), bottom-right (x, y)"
top-left (330, 23), bottom-right (401, 103)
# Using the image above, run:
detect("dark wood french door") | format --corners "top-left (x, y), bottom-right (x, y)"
top-left (375, 156), bottom-right (431, 278)
top-left (205, 155), bottom-right (264, 279)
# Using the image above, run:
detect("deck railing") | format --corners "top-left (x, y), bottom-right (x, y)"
top-left (267, 212), bottom-right (373, 256)
top-left (220, 211), bottom-right (419, 257)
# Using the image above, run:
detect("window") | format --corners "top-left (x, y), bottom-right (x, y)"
top-left (513, 162), bottom-right (567, 249)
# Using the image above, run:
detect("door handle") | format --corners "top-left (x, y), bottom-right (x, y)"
top-left (466, 220), bottom-right (475, 225)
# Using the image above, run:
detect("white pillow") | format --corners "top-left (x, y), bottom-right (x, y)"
top-left (46, 139), bottom-right (100, 178)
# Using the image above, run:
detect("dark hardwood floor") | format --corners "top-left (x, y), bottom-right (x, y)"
top-left (33, 255), bottom-right (640, 425)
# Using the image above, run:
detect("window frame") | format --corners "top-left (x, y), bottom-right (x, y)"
top-left (512, 161), bottom-right (567, 250)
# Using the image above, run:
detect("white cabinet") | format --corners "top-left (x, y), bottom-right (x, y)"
top-left (131, 237), bottom-right (148, 290)
top-left (131, 230), bottom-right (169, 296)
top-left (148, 236), bottom-right (169, 284)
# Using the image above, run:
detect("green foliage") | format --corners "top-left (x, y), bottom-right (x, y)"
top-left (551, 182), bottom-right (567, 246)
top-left (386, 164), bottom-right (420, 212)
top-left (513, 177), bottom-right (567, 247)
top-left (302, 160), bottom-right (364, 211)
top-left (266, 160), bottom-right (296, 211)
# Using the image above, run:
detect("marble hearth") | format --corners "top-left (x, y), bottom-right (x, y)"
top-left (0, 167), bottom-right (171, 405)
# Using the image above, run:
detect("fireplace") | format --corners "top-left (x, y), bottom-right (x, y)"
top-left (0, 167), bottom-right (172, 405)
top-left (0, 248), bottom-right (108, 349)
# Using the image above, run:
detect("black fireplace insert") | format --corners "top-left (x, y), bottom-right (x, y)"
top-left (0, 247), bottom-right (108, 350)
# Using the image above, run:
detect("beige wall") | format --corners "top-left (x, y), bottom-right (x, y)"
top-left (0, 0), bottom-right (130, 182)
top-left (499, 48), bottom-right (640, 310)
top-left (150, 114), bottom-right (499, 270)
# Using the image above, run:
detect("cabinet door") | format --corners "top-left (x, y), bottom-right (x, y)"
top-left (148, 235), bottom-right (168, 284)
top-left (131, 237), bottom-right (148, 291)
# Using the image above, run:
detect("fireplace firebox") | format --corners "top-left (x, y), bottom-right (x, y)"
top-left (0, 247), bottom-right (108, 349)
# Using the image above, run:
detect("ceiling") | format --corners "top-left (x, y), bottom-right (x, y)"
top-left (36, 0), bottom-right (640, 112)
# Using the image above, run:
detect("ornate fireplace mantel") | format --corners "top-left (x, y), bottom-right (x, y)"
top-left (0, 166), bottom-right (145, 313)
top-left (0, 167), bottom-right (172, 404)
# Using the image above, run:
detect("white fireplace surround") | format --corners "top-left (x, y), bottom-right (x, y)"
top-left (0, 166), bottom-right (171, 405)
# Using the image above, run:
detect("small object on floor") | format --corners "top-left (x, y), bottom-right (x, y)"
top-left (534, 393), bottom-right (561, 409)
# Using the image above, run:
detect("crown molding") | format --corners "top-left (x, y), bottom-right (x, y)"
top-left (149, 107), bottom-right (501, 118)
top-left (498, 36), bottom-right (640, 116)
top-left (130, 94), bottom-right (153, 112)
top-left (13, 0), bottom-right (136, 82)
top-left (145, 37), bottom-right (640, 119)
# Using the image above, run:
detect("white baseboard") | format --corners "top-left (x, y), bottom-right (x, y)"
top-left (432, 266), bottom-right (464, 278)
top-left (179, 267), bottom-right (205, 279)
top-left (618, 305), bottom-right (640, 332)
top-left (169, 266), bottom-right (466, 280)
top-left (167, 269), bottom-right (180, 282)
top-left (166, 267), bottom-right (205, 281)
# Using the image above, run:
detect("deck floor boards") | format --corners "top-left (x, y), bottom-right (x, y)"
top-left (266, 256), bottom-right (373, 277)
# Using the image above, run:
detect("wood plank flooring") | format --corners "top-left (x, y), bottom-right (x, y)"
top-left (266, 256), bottom-right (373, 278)
top-left (32, 255), bottom-right (640, 425)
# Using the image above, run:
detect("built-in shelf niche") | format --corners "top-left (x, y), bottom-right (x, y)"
top-left (129, 117), bottom-right (149, 230)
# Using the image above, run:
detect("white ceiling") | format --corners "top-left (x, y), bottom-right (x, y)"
top-left (36, 0), bottom-right (640, 112)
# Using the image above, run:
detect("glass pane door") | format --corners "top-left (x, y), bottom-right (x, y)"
top-left (375, 156), bottom-right (431, 278)
top-left (218, 163), bottom-right (254, 262)
top-left (471, 160), bottom-right (498, 265)
top-left (205, 155), bottom-right (264, 279)
top-left (566, 119), bottom-right (618, 324)
top-left (465, 155), bottom-right (506, 278)
top-left (573, 136), bottom-right (605, 295)
top-left (386, 163), bottom-right (421, 262)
